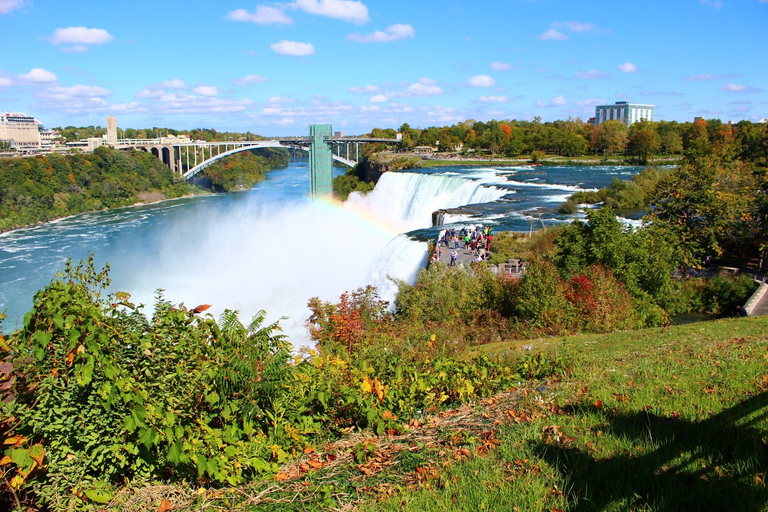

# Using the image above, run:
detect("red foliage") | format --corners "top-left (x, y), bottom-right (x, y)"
top-left (566, 274), bottom-right (596, 313)
top-left (500, 124), bottom-right (512, 138)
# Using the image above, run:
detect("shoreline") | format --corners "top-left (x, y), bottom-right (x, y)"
top-left (0, 190), bottom-right (212, 237)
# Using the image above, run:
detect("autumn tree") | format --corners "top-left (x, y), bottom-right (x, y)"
top-left (626, 121), bottom-right (660, 163)
top-left (683, 119), bottom-right (710, 162)
top-left (590, 120), bottom-right (628, 157)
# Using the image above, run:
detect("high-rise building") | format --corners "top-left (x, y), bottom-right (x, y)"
top-left (594, 101), bottom-right (655, 126)
top-left (0, 112), bottom-right (42, 149)
top-left (106, 116), bottom-right (117, 146)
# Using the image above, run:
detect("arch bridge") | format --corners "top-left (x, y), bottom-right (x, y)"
top-left (114, 124), bottom-right (399, 197)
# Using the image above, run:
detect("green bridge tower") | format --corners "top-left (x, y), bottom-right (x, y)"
top-left (308, 123), bottom-right (333, 197)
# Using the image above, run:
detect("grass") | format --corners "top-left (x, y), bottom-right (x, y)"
top-left (377, 315), bottom-right (768, 511)
top-left (103, 315), bottom-right (768, 511)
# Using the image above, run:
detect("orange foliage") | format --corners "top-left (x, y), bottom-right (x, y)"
top-left (500, 124), bottom-right (512, 138)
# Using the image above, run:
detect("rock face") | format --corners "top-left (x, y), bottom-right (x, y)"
top-left (358, 153), bottom-right (422, 184)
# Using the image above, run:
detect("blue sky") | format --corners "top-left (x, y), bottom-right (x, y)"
top-left (1, 0), bottom-right (766, 135)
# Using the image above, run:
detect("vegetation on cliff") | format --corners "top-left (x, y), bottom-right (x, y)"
top-left (0, 146), bottom-right (289, 232)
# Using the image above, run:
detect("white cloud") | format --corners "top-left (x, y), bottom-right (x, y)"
top-left (538, 28), bottom-right (567, 40)
top-left (133, 78), bottom-right (186, 99)
top-left (699, 0), bottom-right (723, 8)
top-left (49, 85), bottom-right (112, 98)
top-left (618, 61), bottom-right (637, 73)
top-left (194, 86), bottom-right (219, 97)
top-left (574, 70), bottom-right (609, 79)
top-left (268, 96), bottom-right (294, 104)
top-left (292, 0), bottom-right (369, 24)
top-left (685, 73), bottom-right (741, 81)
top-left (478, 95), bottom-right (508, 103)
top-left (48, 27), bottom-right (114, 53)
top-left (348, 85), bottom-right (380, 93)
top-left (406, 78), bottom-right (443, 96)
top-left (721, 82), bottom-right (759, 92)
top-left (159, 78), bottom-right (186, 90)
top-left (577, 98), bottom-right (604, 107)
top-left (347, 23), bottom-right (414, 43)
top-left (0, 0), bottom-right (25, 15)
top-left (490, 61), bottom-right (513, 71)
top-left (550, 96), bottom-right (568, 106)
top-left (226, 6), bottom-right (293, 25)
top-left (537, 96), bottom-right (568, 107)
top-left (17, 68), bottom-right (58, 84)
top-left (554, 21), bottom-right (595, 33)
top-left (539, 20), bottom-right (607, 41)
top-left (0, 77), bottom-right (11, 87)
top-left (134, 88), bottom-right (165, 99)
top-left (270, 40), bottom-right (315, 56)
top-left (369, 94), bottom-right (390, 103)
top-left (234, 74), bottom-right (270, 86)
top-left (468, 75), bottom-right (496, 87)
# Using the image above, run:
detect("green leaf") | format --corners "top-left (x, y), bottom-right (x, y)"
top-left (196, 454), bottom-right (207, 477)
top-left (138, 427), bottom-right (154, 449)
top-left (84, 488), bottom-right (114, 504)
top-left (167, 441), bottom-right (182, 464)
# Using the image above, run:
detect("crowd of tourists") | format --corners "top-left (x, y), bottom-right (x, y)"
top-left (434, 226), bottom-right (495, 266)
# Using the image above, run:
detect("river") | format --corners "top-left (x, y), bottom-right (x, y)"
top-left (0, 159), bottom-right (646, 346)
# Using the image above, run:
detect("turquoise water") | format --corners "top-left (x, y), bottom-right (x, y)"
top-left (0, 160), bottom-right (645, 340)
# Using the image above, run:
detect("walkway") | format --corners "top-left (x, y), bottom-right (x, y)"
top-left (431, 240), bottom-right (525, 278)
top-left (749, 286), bottom-right (768, 316)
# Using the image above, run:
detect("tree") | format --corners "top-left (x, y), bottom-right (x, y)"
top-left (649, 157), bottom-right (761, 265)
top-left (626, 122), bottom-right (660, 163)
top-left (590, 120), bottom-right (627, 156)
top-left (683, 119), bottom-right (709, 162)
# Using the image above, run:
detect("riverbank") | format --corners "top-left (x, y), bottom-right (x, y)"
top-left (0, 148), bottom-right (288, 234)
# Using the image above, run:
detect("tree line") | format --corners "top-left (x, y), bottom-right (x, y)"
top-left (367, 117), bottom-right (768, 164)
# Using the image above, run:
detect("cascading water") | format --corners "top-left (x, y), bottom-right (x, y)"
top-left (345, 171), bottom-right (510, 232)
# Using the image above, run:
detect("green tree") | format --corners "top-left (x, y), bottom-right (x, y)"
top-left (590, 120), bottom-right (628, 156)
top-left (626, 121), bottom-right (660, 163)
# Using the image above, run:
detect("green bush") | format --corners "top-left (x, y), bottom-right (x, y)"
top-left (1, 257), bottom-right (291, 510)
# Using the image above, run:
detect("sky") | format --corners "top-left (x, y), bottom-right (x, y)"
top-left (1, 0), bottom-right (767, 136)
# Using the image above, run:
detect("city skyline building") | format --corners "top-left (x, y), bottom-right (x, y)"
top-left (594, 101), bottom-right (655, 126)
top-left (0, 112), bottom-right (42, 150)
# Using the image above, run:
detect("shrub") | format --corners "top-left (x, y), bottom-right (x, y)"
top-left (1, 257), bottom-right (291, 510)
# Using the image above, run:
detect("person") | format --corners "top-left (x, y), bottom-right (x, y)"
top-left (450, 249), bottom-right (457, 267)
top-left (454, 236), bottom-right (459, 250)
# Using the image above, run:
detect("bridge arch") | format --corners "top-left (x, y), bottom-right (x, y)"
top-left (180, 141), bottom-right (355, 181)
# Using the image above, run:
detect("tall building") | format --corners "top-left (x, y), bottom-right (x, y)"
top-left (0, 112), bottom-right (42, 149)
top-left (106, 116), bottom-right (117, 146)
top-left (594, 101), bottom-right (655, 126)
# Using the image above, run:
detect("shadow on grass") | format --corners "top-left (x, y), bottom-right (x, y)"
top-left (533, 391), bottom-right (768, 511)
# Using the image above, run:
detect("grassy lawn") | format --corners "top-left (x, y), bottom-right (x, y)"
top-left (374, 315), bottom-right (768, 511)
top-left (105, 316), bottom-right (768, 511)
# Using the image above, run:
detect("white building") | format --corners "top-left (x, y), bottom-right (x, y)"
top-left (594, 101), bottom-right (655, 126)
top-left (0, 112), bottom-right (42, 150)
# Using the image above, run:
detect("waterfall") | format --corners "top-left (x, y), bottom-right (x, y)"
top-left (345, 171), bottom-right (509, 232)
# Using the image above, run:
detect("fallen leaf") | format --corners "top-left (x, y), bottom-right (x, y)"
top-left (275, 472), bottom-right (289, 482)
top-left (157, 498), bottom-right (173, 512)
top-left (307, 460), bottom-right (323, 469)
